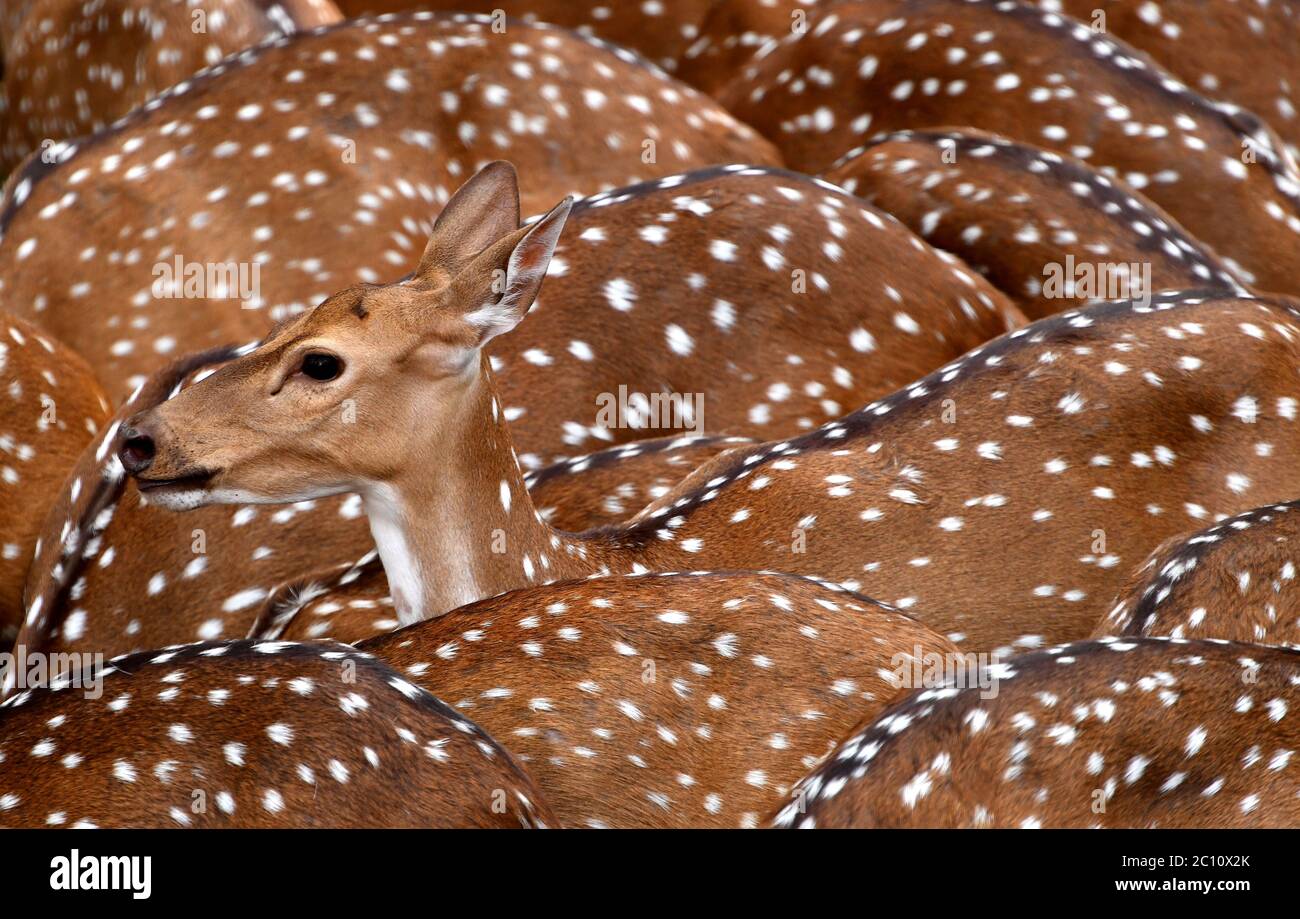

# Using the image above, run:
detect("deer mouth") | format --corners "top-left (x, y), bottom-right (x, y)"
top-left (134, 468), bottom-right (217, 493)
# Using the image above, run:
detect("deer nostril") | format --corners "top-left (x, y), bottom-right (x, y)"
top-left (118, 430), bottom-right (156, 474)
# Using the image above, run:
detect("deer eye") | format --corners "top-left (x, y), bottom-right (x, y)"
top-left (300, 352), bottom-right (343, 381)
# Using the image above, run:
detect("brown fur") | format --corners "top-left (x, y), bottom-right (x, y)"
top-left (493, 166), bottom-right (1024, 461)
top-left (0, 640), bottom-right (555, 827)
top-left (330, 0), bottom-right (717, 73)
top-left (12, 161), bottom-right (1030, 666)
top-left (142, 289), bottom-right (1300, 652)
top-left (720, 0), bottom-right (1300, 298)
top-left (343, 571), bottom-right (958, 828)
top-left (0, 15), bottom-right (777, 399)
top-left (3, 156), bottom-right (1020, 453)
top-left (674, 0), bottom-right (817, 95)
top-left (10, 347), bottom-right (373, 675)
top-left (245, 438), bottom-right (754, 642)
top-left (0, 315), bottom-right (108, 643)
top-left (1040, 0), bottom-right (1300, 159)
top-left (769, 638), bottom-right (1300, 828)
top-left (526, 434), bottom-right (757, 530)
top-left (0, 0), bottom-right (342, 175)
top-left (827, 128), bottom-right (1248, 319)
top-left (115, 165), bottom-right (1300, 654)
top-left (1097, 500), bottom-right (1300, 648)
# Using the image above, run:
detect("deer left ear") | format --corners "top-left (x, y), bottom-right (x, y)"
top-left (415, 161), bottom-right (521, 282)
top-left (457, 196), bottom-right (573, 345)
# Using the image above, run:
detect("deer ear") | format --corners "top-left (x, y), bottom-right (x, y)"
top-left (415, 161), bottom-right (521, 280)
top-left (458, 196), bottom-right (573, 345)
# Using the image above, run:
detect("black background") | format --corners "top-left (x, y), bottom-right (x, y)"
top-left (3, 829), bottom-right (1280, 906)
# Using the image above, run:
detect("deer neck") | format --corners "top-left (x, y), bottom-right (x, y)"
top-left (359, 360), bottom-right (608, 622)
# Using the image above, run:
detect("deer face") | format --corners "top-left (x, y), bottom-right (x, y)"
top-left (117, 162), bottom-right (571, 509)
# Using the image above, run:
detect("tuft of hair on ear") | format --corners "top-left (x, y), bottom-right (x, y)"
top-left (460, 196), bottom-right (574, 345)
top-left (414, 161), bottom-right (521, 283)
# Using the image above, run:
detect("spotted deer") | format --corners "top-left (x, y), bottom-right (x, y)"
top-left (488, 164), bottom-right (1022, 460)
top-left (0, 639), bottom-right (555, 827)
top-left (1097, 501), bottom-right (1300, 649)
top-left (12, 353), bottom-right (748, 666)
top-left (0, 12), bottom-right (778, 398)
top-left (345, 0), bottom-right (1297, 124)
top-left (0, 0), bottom-right (342, 176)
top-left (331, 1), bottom-right (716, 75)
top-left (0, 315), bottom-right (109, 643)
top-left (11, 160), bottom-right (1024, 668)
top-left (827, 128), bottom-right (1248, 319)
top-left (1035, 0), bottom-right (1300, 158)
top-left (10, 346), bottom-right (375, 670)
top-left (298, 569), bottom-right (960, 827)
top-left (3, 145), bottom-right (1020, 438)
top-left (109, 161), bottom-right (1300, 655)
top-left (719, 0), bottom-right (1300, 298)
top-left (769, 637), bottom-right (1300, 828)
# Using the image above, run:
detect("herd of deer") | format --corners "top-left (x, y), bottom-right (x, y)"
top-left (0, 0), bottom-right (1297, 830)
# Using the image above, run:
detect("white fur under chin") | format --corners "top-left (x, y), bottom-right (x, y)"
top-left (363, 485), bottom-right (428, 626)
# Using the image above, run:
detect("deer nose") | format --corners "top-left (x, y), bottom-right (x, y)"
top-left (118, 425), bottom-right (157, 474)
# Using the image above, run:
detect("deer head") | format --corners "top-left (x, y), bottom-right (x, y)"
top-left (118, 161), bottom-right (571, 511)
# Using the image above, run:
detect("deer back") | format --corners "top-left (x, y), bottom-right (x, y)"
top-left (330, 0), bottom-right (717, 73)
top-left (498, 166), bottom-right (1024, 462)
top-left (0, 12), bottom-right (778, 398)
top-left (827, 128), bottom-right (1247, 319)
top-left (0, 639), bottom-right (555, 827)
top-left (1036, 0), bottom-right (1300, 158)
top-left (769, 637), bottom-right (1300, 828)
top-left (525, 434), bottom-right (757, 530)
top-left (609, 293), bottom-right (1300, 653)
top-left (0, 0), bottom-right (342, 175)
top-left (1098, 500), bottom-right (1300, 649)
top-left (675, 0), bottom-right (817, 95)
top-left (337, 569), bottom-right (957, 827)
top-left (719, 0), bottom-right (1300, 298)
